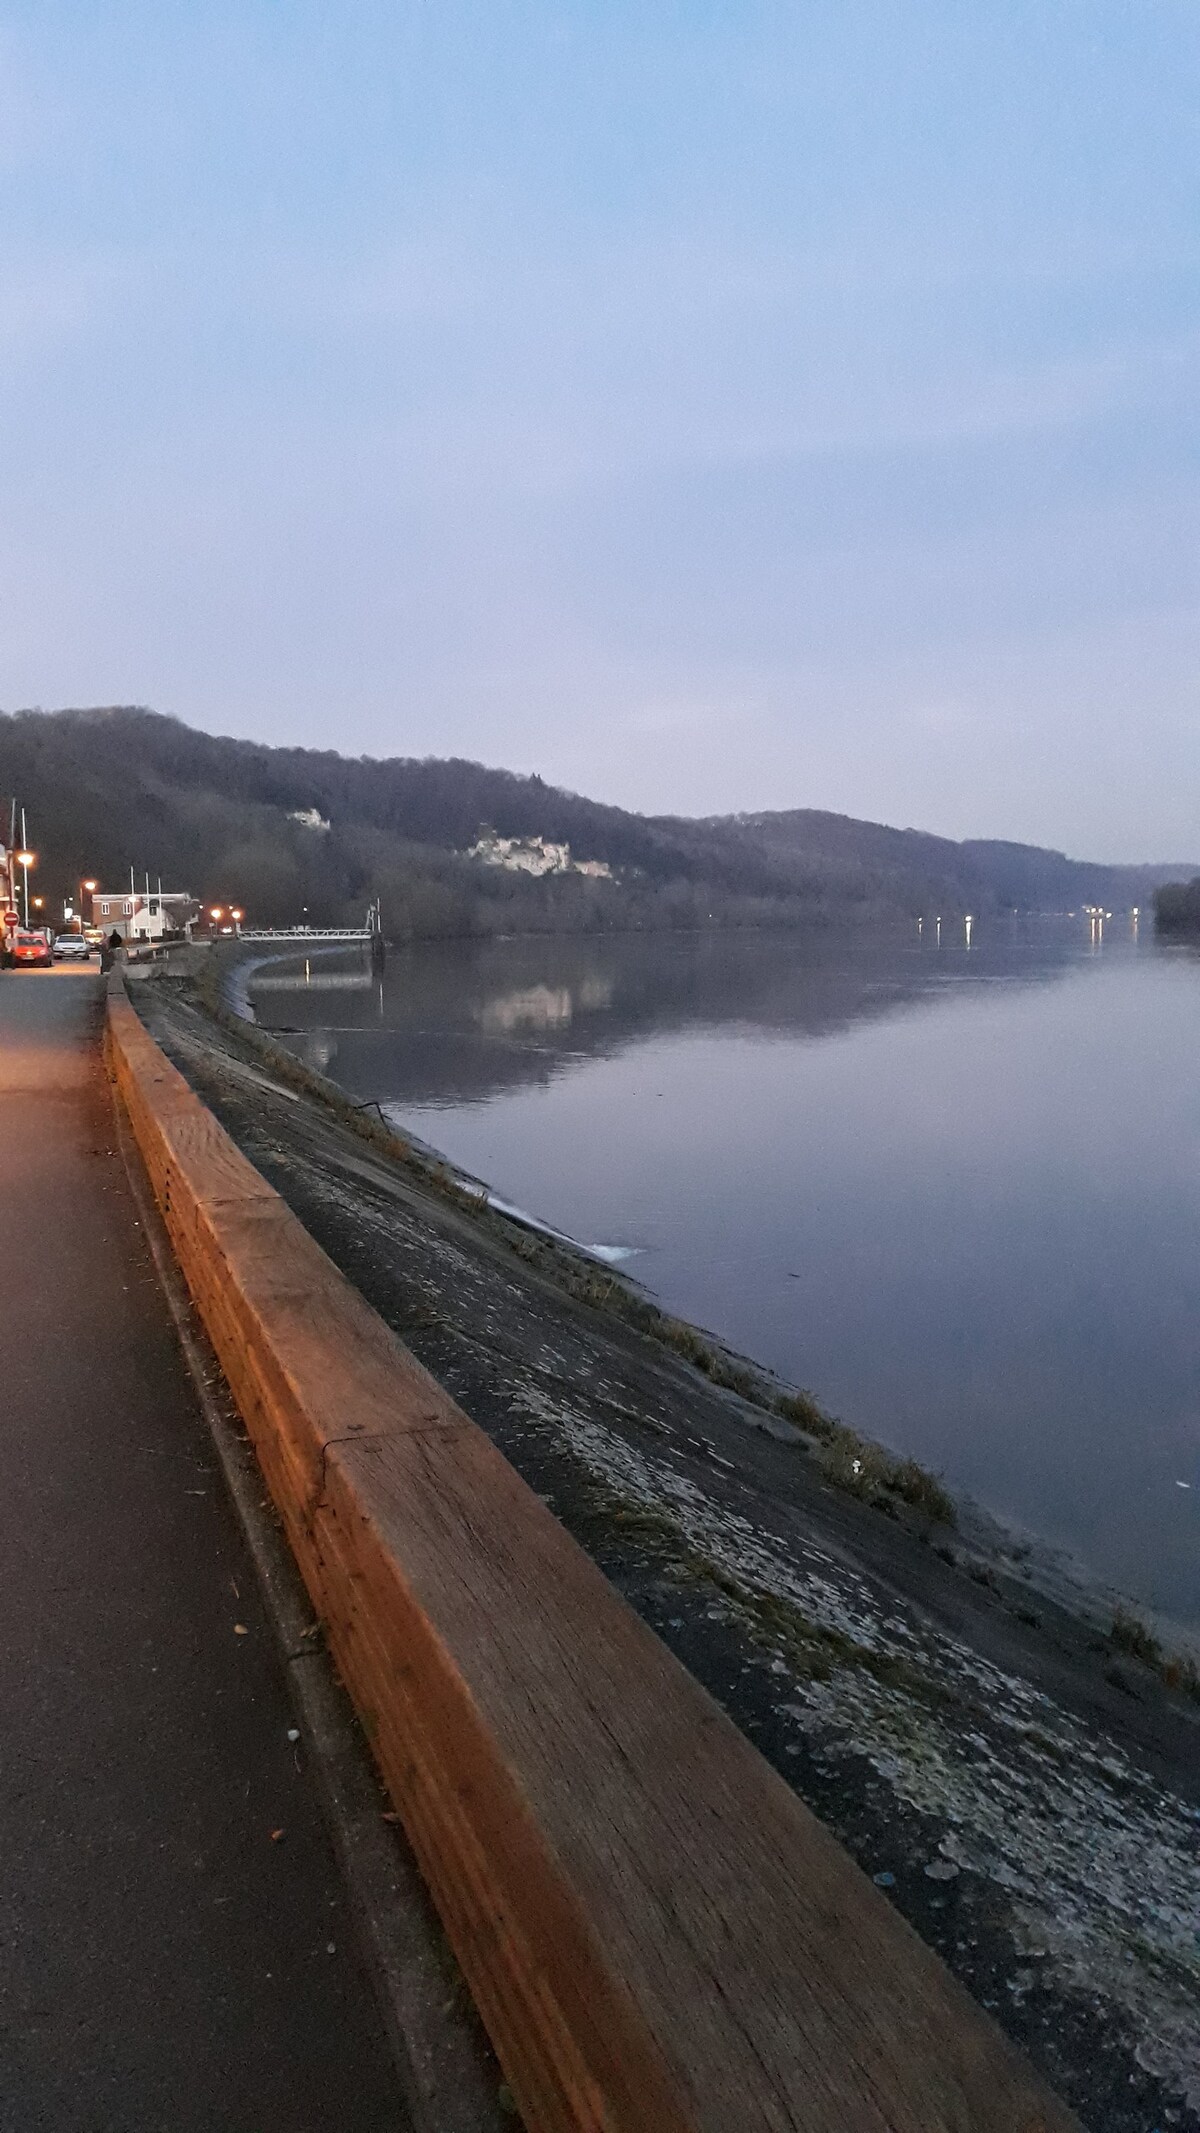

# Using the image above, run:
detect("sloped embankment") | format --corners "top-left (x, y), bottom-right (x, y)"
top-left (133, 968), bottom-right (1200, 2132)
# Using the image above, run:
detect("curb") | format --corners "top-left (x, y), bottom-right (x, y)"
top-left (105, 974), bottom-right (1081, 2133)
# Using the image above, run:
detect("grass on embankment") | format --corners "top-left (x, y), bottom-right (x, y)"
top-left (182, 945), bottom-right (957, 1529)
top-left (1110, 1606), bottom-right (1200, 1703)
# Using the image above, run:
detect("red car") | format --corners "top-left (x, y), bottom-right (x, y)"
top-left (7, 928), bottom-right (54, 968)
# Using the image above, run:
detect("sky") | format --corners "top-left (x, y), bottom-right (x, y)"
top-left (0, 2), bottom-right (1197, 858)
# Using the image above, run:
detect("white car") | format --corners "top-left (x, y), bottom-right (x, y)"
top-left (53, 934), bottom-right (93, 961)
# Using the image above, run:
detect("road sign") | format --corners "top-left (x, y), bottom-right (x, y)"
top-left (3, 909), bottom-right (18, 931)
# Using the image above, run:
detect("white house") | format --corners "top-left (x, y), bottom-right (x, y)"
top-left (92, 890), bottom-right (196, 942)
top-left (466, 829), bottom-right (613, 880)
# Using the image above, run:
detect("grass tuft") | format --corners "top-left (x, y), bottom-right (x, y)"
top-left (773, 1388), bottom-right (837, 1440)
top-left (814, 1429), bottom-right (956, 1525)
top-left (1110, 1608), bottom-right (1200, 1702)
top-left (1110, 1606), bottom-right (1163, 1668)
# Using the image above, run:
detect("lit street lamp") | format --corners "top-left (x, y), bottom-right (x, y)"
top-left (79, 878), bottom-right (97, 935)
top-left (16, 849), bottom-right (34, 928)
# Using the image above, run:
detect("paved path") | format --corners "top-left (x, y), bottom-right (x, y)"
top-left (0, 968), bottom-right (405, 2131)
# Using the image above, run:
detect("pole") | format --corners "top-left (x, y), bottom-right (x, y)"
top-left (20, 808), bottom-right (28, 927)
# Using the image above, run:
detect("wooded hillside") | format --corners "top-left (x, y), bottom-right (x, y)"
top-left (1, 705), bottom-right (1189, 938)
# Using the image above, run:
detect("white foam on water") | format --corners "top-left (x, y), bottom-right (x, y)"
top-left (377, 1110), bottom-right (639, 1265)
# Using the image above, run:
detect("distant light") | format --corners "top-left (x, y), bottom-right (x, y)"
top-left (16, 850), bottom-right (34, 868)
top-left (209, 906), bottom-right (224, 921)
top-left (83, 878), bottom-right (98, 893)
top-left (230, 907), bottom-right (244, 922)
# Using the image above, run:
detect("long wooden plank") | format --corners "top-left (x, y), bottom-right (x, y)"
top-left (106, 982), bottom-right (1081, 2133)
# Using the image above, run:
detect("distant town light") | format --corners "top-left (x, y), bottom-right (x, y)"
top-left (230, 907), bottom-right (244, 923)
top-left (209, 906), bottom-right (224, 921)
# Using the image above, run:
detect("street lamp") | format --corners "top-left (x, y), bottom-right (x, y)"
top-left (230, 907), bottom-right (244, 934)
top-left (80, 878), bottom-right (97, 936)
top-left (209, 906), bottom-right (224, 937)
top-left (16, 850), bottom-right (34, 928)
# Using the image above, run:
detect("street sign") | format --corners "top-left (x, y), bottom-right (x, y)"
top-left (3, 909), bottom-right (18, 931)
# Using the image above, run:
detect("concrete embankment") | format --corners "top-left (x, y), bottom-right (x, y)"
top-left (104, 969), bottom-right (1093, 2132)
top-left (137, 960), bottom-right (1200, 2129)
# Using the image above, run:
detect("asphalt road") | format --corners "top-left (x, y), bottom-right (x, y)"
top-left (0, 967), bottom-right (406, 2131)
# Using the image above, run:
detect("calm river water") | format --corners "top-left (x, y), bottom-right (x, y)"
top-left (250, 923), bottom-right (1200, 1625)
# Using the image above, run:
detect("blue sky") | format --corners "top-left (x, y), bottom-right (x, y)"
top-left (1, 1), bottom-right (1197, 855)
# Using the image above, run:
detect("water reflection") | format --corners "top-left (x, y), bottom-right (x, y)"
top-left (251, 924), bottom-right (1087, 1112)
top-left (252, 923), bottom-right (1200, 1623)
top-left (480, 984), bottom-right (573, 1035)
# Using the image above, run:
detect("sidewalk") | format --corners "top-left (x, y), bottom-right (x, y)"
top-left (0, 968), bottom-right (405, 2131)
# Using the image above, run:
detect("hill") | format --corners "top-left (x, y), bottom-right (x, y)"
top-left (1153, 876), bottom-right (1200, 934)
top-left (0, 705), bottom-right (1189, 938)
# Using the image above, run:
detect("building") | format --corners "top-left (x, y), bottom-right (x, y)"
top-left (466, 829), bottom-right (613, 880)
top-left (92, 890), bottom-right (196, 942)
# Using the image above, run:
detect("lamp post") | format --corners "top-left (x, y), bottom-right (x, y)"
top-left (208, 906), bottom-right (224, 938)
top-left (16, 850), bottom-right (34, 928)
top-left (80, 878), bottom-right (97, 936)
top-left (230, 907), bottom-right (244, 936)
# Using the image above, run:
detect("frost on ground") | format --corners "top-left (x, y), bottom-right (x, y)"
top-left (543, 1395), bottom-right (1200, 2111)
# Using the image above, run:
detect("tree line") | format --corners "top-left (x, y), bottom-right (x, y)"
top-left (1, 705), bottom-right (1189, 940)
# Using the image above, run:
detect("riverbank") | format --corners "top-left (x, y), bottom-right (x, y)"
top-left (132, 953), bottom-right (1200, 2129)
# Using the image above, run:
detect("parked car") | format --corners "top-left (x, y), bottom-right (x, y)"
top-left (53, 933), bottom-right (93, 961)
top-left (8, 929), bottom-right (54, 967)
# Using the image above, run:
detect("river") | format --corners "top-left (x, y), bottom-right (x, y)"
top-left (248, 920), bottom-right (1200, 1627)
